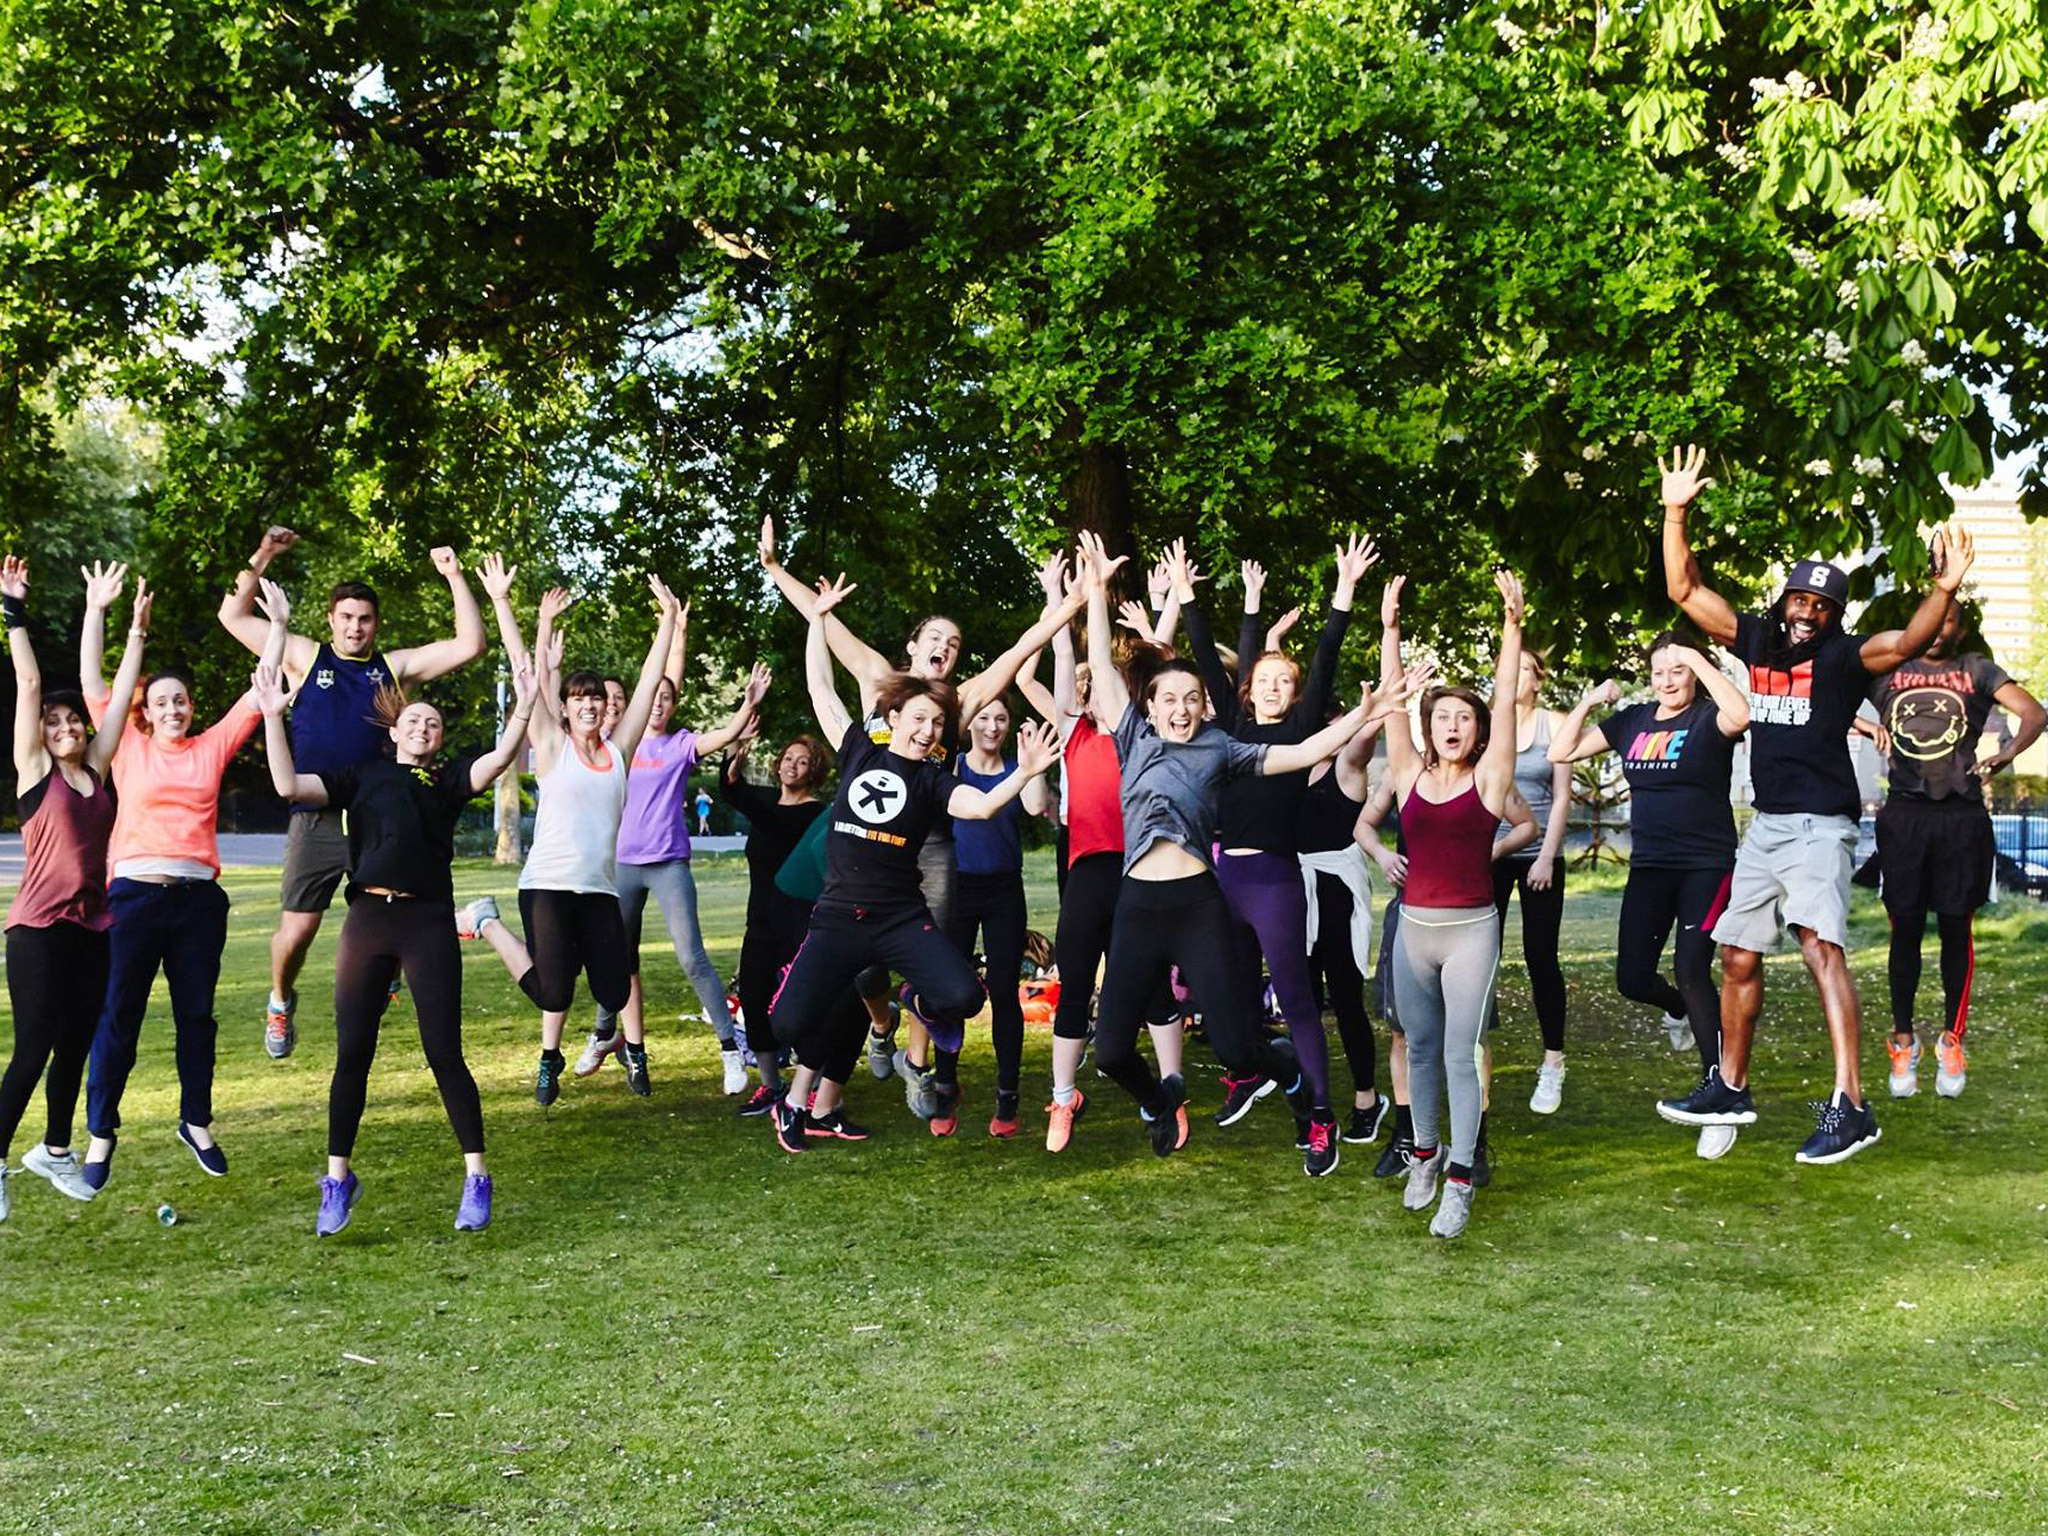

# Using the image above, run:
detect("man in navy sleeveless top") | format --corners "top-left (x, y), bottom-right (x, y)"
top-left (219, 526), bottom-right (489, 1059)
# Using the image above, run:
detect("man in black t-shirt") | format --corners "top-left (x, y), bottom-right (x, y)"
top-left (1650, 443), bottom-right (1974, 1166)
top-left (1857, 605), bottom-right (2045, 1100)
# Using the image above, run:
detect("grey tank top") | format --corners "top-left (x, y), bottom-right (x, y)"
top-left (1497, 712), bottom-right (1555, 857)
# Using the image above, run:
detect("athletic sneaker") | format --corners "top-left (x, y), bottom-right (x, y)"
top-left (1430, 1178), bottom-right (1475, 1239)
top-left (1696, 1124), bottom-right (1739, 1160)
top-left (1655, 1067), bottom-right (1758, 1127)
top-left (1294, 1116), bottom-right (1312, 1151)
top-left (1529, 1059), bottom-right (1566, 1116)
top-left (456, 894), bottom-right (500, 939)
top-left (805, 1108), bottom-right (871, 1141)
top-left (720, 1046), bottom-right (748, 1095)
top-left (1147, 1076), bottom-right (1191, 1158)
top-left (1045, 1089), bottom-right (1087, 1153)
top-left (265, 992), bottom-right (297, 1059)
top-left (455, 1174), bottom-right (493, 1231)
top-left (1794, 1091), bottom-right (1882, 1165)
top-left (892, 1048), bottom-right (939, 1120)
top-left (623, 1044), bottom-right (652, 1098)
top-left (574, 1028), bottom-right (622, 1077)
top-left (1215, 1073), bottom-right (1275, 1127)
top-left (1936, 1030), bottom-right (1967, 1098)
top-left (316, 1171), bottom-right (361, 1236)
top-left (0, 1167), bottom-right (10, 1221)
top-left (1887, 1034), bottom-right (1921, 1098)
top-left (738, 1084), bottom-right (777, 1118)
top-left (1662, 1011), bottom-right (1691, 1052)
top-left (773, 1099), bottom-right (809, 1155)
top-left (22, 1145), bottom-right (96, 1202)
top-left (1303, 1116), bottom-right (1340, 1178)
top-left (988, 1093), bottom-right (1021, 1139)
top-left (535, 1049), bottom-right (565, 1107)
top-left (1373, 1134), bottom-right (1413, 1180)
top-left (866, 1024), bottom-right (897, 1081)
top-left (1342, 1099), bottom-right (1390, 1144)
top-left (80, 1138), bottom-right (115, 1192)
top-left (1401, 1149), bottom-right (1443, 1210)
top-left (177, 1123), bottom-right (228, 1177)
top-left (929, 1085), bottom-right (962, 1138)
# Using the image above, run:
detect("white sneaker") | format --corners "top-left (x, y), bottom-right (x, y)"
top-left (1429, 1177), bottom-right (1474, 1238)
top-left (573, 1030), bottom-right (622, 1078)
top-left (1695, 1124), bottom-right (1739, 1161)
top-left (1935, 1031), bottom-right (1967, 1098)
top-left (23, 1144), bottom-right (97, 1201)
top-left (1887, 1036), bottom-right (1922, 1099)
top-left (1402, 1150), bottom-right (1444, 1211)
top-left (1529, 1060), bottom-right (1566, 1116)
top-left (1662, 1012), bottom-right (1690, 1051)
top-left (0, 1166), bottom-right (10, 1222)
top-left (457, 894), bottom-right (501, 939)
top-left (720, 1047), bottom-right (748, 1095)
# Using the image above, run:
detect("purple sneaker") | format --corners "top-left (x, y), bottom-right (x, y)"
top-left (316, 1171), bottom-right (361, 1236)
top-left (455, 1174), bottom-right (493, 1231)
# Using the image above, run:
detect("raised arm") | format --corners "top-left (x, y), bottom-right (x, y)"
top-left (78, 560), bottom-right (127, 696)
top-left (1550, 680), bottom-right (1623, 764)
top-left (1473, 571), bottom-right (1525, 813)
top-left (217, 528), bottom-right (319, 676)
top-left (526, 587), bottom-right (569, 763)
top-left (1265, 664), bottom-right (1433, 776)
top-left (1078, 533), bottom-right (1131, 729)
top-left (1659, 445), bottom-right (1739, 645)
top-left (1378, 577), bottom-right (1420, 786)
top-left (805, 573), bottom-right (858, 743)
top-left (949, 719), bottom-right (1063, 820)
top-left (610, 576), bottom-right (683, 762)
top-left (957, 577), bottom-right (1090, 721)
top-left (386, 546), bottom-right (488, 685)
top-left (1292, 534), bottom-right (1377, 726)
top-left (1168, 540), bottom-right (1239, 728)
top-left (696, 663), bottom-right (772, 757)
top-left (1860, 525), bottom-right (1974, 674)
top-left (477, 553), bottom-right (531, 673)
top-left (761, 515), bottom-right (894, 704)
top-left (469, 660), bottom-right (540, 793)
top-left (253, 664), bottom-right (328, 804)
top-left (5, 557), bottom-right (48, 782)
top-left (666, 599), bottom-right (689, 696)
top-left (87, 579), bottom-right (152, 775)
top-left (1685, 647), bottom-right (1751, 737)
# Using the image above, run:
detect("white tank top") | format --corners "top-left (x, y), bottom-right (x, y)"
top-left (519, 737), bottom-right (630, 895)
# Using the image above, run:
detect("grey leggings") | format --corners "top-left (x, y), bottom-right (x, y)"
top-left (1392, 905), bottom-right (1499, 1167)
top-left (595, 859), bottom-right (736, 1044)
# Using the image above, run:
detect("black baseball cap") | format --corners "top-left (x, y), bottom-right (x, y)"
top-left (1784, 558), bottom-right (1848, 607)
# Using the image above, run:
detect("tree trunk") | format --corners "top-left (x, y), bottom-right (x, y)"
top-left (1059, 413), bottom-right (1137, 603)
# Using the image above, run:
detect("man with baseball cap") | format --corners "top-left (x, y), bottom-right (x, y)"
top-left (1649, 444), bottom-right (1975, 1164)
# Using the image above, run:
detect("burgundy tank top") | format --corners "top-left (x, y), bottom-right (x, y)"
top-left (1400, 777), bottom-right (1496, 909)
top-left (6, 767), bottom-right (116, 932)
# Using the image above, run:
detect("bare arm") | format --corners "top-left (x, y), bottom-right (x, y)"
top-left (253, 666), bottom-right (328, 804)
top-left (1526, 727), bottom-right (1572, 888)
top-left (1658, 445), bottom-right (1739, 645)
top-left (1493, 786), bottom-right (1539, 861)
top-left (386, 547), bottom-right (489, 685)
top-left (87, 581), bottom-right (152, 775)
top-left (1861, 526), bottom-right (1975, 674)
top-left (1686, 647), bottom-right (1751, 737)
top-left (4, 557), bottom-right (48, 782)
top-left (217, 528), bottom-right (319, 676)
top-left (1355, 778), bottom-right (1407, 886)
top-left (610, 577), bottom-right (683, 762)
top-left (1378, 578), bottom-right (1420, 790)
top-left (695, 663), bottom-right (772, 757)
top-left (1265, 665), bottom-right (1433, 776)
top-left (948, 720), bottom-right (1062, 820)
top-left (1078, 534), bottom-right (1131, 729)
top-left (957, 582), bottom-right (1090, 721)
top-left (1473, 571), bottom-right (1525, 815)
top-left (805, 575), bottom-right (857, 743)
top-left (78, 560), bottom-right (127, 696)
top-left (666, 600), bottom-right (689, 696)
top-left (527, 589), bottom-right (569, 765)
top-left (1980, 679), bottom-right (2048, 778)
top-left (469, 662), bottom-right (540, 793)
top-left (761, 516), bottom-right (893, 705)
top-left (1550, 681), bottom-right (1623, 764)
top-left (476, 553), bottom-right (531, 674)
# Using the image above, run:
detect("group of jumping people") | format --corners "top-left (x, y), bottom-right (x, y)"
top-left (0, 443), bottom-right (2029, 1240)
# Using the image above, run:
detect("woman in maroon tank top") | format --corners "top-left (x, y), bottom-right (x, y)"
top-left (1376, 569), bottom-right (1528, 1240)
top-left (0, 556), bottom-right (149, 1217)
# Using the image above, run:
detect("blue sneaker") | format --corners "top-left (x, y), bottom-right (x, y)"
top-left (455, 1174), bottom-right (493, 1231)
top-left (316, 1171), bottom-right (361, 1236)
top-left (1794, 1091), bottom-right (1882, 1165)
top-left (177, 1123), bottom-right (228, 1177)
top-left (81, 1137), bottom-right (116, 1192)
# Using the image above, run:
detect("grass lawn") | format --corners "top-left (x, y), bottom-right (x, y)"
top-left (2, 853), bottom-right (2046, 1535)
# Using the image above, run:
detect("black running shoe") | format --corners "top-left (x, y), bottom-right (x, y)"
top-left (1373, 1134), bottom-right (1413, 1180)
top-left (1655, 1067), bottom-right (1758, 1127)
top-left (805, 1107), bottom-right (872, 1142)
top-left (1148, 1074), bottom-right (1190, 1158)
top-left (1303, 1115), bottom-right (1340, 1178)
top-left (1794, 1091), bottom-right (1882, 1165)
top-left (1215, 1073), bottom-right (1275, 1127)
top-left (737, 1084), bottom-right (777, 1118)
top-left (535, 1049), bottom-right (565, 1108)
top-left (1342, 1099), bottom-right (1390, 1144)
top-left (773, 1099), bottom-right (809, 1155)
top-left (623, 1044), bottom-right (651, 1098)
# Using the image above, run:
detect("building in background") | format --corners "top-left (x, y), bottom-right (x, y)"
top-left (1946, 473), bottom-right (2045, 773)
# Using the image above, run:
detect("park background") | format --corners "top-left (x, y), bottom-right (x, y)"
top-left (4, 1), bottom-right (2048, 1531)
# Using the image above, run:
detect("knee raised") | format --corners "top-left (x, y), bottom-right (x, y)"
top-left (927, 976), bottom-right (988, 1024)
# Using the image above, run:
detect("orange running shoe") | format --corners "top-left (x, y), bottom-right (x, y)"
top-left (1044, 1088), bottom-right (1087, 1152)
top-left (988, 1092), bottom-right (1020, 1139)
top-left (930, 1084), bottom-right (962, 1138)
top-left (1886, 1033), bottom-right (1920, 1098)
top-left (1936, 1030), bottom-right (1968, 1098)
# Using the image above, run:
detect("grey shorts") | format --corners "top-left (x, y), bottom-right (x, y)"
top-left (281, 807), bottom-right (350, 913)
top-left (1711, 812), bottom-right (1857, 953)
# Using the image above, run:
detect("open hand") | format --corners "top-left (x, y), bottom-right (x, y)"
top-left (1240, 559), bottom-right (1266, 611)
top-left (1264, 606), bottom-right (1303, 651)
top-left (256, 577), bottom-right (292, 628)
top-left (81, 560), bottom-right (126, 610)
top-left (129, 579), bottom-right (153, 635)
top-left (1015, 718), bottom-right (1065, 776)
top-left (743, 661), bottom-right (773, 707)
top-left (251, 663), bottom-right (291, 716)
top-left (811, 573), bottom-right (858, 616)
top-left (479, 552), bottom-right (518, 602)
top-left (758, 515), bottom-right (780, 569)
top-left (1931, 524), bottom-right (1975, 593)
top-left (1334, 532), bottom-right (1379, 595)
top-left (538, 586), bottom-right (573, 625)
top-left (1494, 569), bottom-right (1525, 626)
top-left (1380, 575), bottom-right (1405, 630)
top-left (1658, 444), bottom-right (1712, 511)
top-left (0, 554), bottom-right (26, 601)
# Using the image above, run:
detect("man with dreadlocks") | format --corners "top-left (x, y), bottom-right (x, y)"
top-left (1648, 444), bottom-right (1975, 1165)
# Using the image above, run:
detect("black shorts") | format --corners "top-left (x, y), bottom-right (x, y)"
top-left (1874, 798), bottom-right (1994, 916)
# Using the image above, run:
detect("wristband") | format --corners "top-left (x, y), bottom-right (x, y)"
top-left (1, 593), bottom-right (25, 630)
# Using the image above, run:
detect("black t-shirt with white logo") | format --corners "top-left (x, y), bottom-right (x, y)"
top-left (863, 704), bottom-right (960, 843)
top-left (817, 722), bottom-right (957, 919)
top-left (1598, 695), bottom-right (1738, 869)
top-left (318, 754), bottom-right (483, 907)
top-left (1868, 653), bottom-right (2010, 804)
top-left (1733, 612), bottom-right (1870, 821)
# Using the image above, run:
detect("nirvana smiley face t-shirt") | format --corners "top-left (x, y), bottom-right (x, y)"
top-left (1598, 695), bottom-right (1738, 869)
top-left (815, 722), bottom-right (957, 919)
top-left (1868, 653), bottom-right (2010, 804)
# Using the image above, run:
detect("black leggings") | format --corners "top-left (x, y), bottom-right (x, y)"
top-left (331, 898), bottom-right (484, 1158)
top-left (945, 870), bottom-right (1027, 1096)
top-left (1887, 908), bottom-right (1976, 1039)
top-left (1615, 866), bottom-right (1730, 1073)
top-left (1492, 858), bottom-right (1567, 1052)
top-left (517, 888), bottom-right (632, 1016)
top-left (1093, 872), bottom-right (1295, 1115)
top-left (1, 922), bottom-right (109, 1157)
top-left (1308, 871), bottom-right (1376, 1095)
top-left (1053, 853), bottom-right (1119, 1041)
top-left (771, 907), bottom-right (985, 1085)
